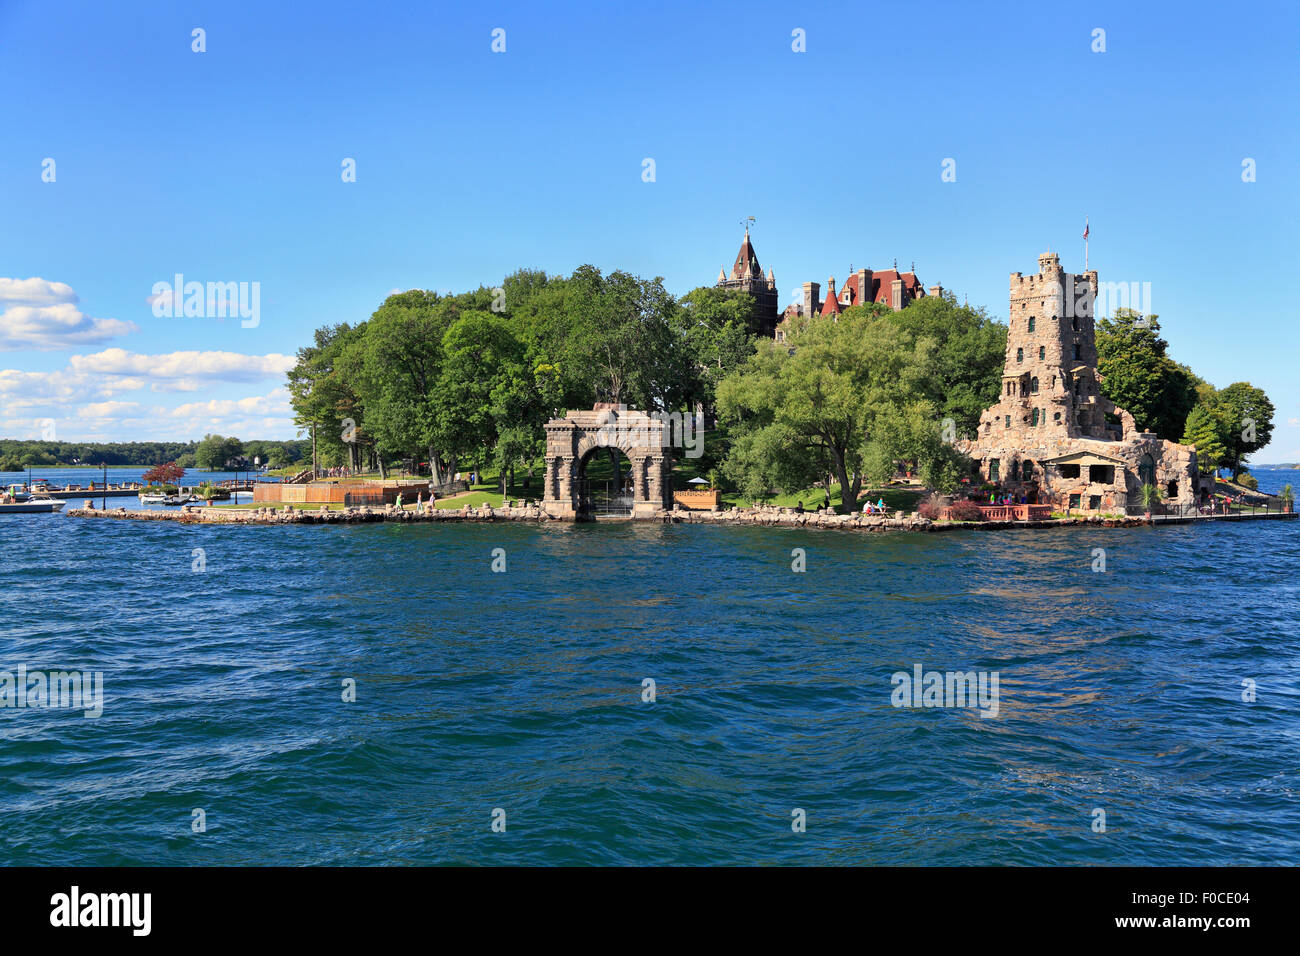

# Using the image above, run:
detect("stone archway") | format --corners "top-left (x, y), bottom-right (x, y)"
top-left (542, 404), bottom-right (673, 519)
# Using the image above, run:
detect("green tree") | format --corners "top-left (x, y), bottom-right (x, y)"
top-left (1215, 381), bottom-right (1275, 480)
top-left (871, 292), bottom-right (1007, 438)
top-left (717, 309), bottom-right (957, 511)
top-left (673, 286), bottom-right (760, 413)
top-left (1180, 403), bottom-right (1228, 475)
top-left (1095, 309), bottom-right (1198, 438)
top-left (195, 434), bottom-right (243, 470)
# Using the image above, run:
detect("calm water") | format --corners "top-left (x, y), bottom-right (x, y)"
top-left (1, 506), bottom-right (1297, 865)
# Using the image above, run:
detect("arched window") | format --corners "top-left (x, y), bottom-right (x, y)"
top-left (1138, 454), bottom-right (1156, 488)
top-left (1022, 459), bottom-right (1034, 481)
top-left (1030, 376), bottom-right (1039, 394)
top-left (989, 458), bottom-right (1000, 480)
top-left (1028, 317), bottom-right (1035, 332)
top-left (1016, 348), bottom-right (1024, 363)
top-left (1053, 411), bottom-right (1061, 423)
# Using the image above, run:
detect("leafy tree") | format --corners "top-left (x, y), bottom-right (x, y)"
top-left (871, 292), bottom-right (1007, 438)
top-left (142, 462), bottom-right (186, 484)
top-left (674, 286), bottom-right (760, 413)
top-left (717, 309), bottom-right (958, 511)
top-left (1095, 309), bottom-right (1198, 438)
top-left (1215, 381), bottom-right (1275, 479)
top-left (195, 434), bottom-right (243, 470)
top-left (1180, 403), bottom-right (1228, 474)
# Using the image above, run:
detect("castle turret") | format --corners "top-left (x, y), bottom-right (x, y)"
top-left (715, 225), bottom-right (779, 336)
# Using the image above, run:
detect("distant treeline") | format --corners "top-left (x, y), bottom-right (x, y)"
top-left (0, 438), bottom-right (308, 471)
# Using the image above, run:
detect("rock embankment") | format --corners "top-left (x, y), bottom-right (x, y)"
top-left (64, 501), bottom-right (1164, 531)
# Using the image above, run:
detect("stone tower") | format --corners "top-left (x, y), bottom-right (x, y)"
top-left (979, 251), bottom-right (1124, 442)
top-left (962, 252), bottom-right (1201, 513)
top-left (716, 226), bottom-right (779, 336)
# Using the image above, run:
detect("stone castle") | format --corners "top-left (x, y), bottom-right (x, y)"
top-left (714, 227), bottom-right (940, 341)
top-left (959, 252), bottom-right (1202, 512)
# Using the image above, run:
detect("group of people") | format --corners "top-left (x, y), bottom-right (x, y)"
top-left (861, 497), bottom-right (888, 515)
top-left (323, 466), bottom-right (353, 478)
top-left (393, 491), bottom-right (434, 513)
top-left (989, 492), bottom-right (1029, 505)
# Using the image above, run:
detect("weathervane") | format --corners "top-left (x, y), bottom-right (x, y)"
top-left (740, 216), bottom-right (756, 233)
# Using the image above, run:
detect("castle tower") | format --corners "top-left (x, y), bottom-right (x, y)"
top-left (987, 251), bottom-right (1113, 441)
top-left (716, 225), bottom-right (780, 336)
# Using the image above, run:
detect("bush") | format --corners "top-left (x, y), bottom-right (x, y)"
top-left (1238, 472), bottom-right (1258, 491)
top-left (917, 500), bottom-right (938, 519)
top-left (947, 500), bottom-right (985, 522)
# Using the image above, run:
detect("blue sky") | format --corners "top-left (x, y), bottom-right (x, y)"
top-left (2, 0), bottom-right (1297, 457)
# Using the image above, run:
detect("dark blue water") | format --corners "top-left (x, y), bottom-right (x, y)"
top-left (1, 512), bottom-right (1297, 865)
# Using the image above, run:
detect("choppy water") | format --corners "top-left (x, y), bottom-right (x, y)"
top-left (1, 509), bottom-right (1297, 865)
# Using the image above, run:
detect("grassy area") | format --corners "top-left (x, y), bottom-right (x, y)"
top-left (720, 483), bottom-right (923, 514)
top-left (265, 459), bottom-right (931, 515)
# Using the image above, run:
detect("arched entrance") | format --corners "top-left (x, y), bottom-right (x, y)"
top-left (577, 446), bottom-right (634, 516)
top-left (542, 404), bottom-right (673, 520)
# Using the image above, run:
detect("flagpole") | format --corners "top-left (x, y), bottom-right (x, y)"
top-left (1084, 216), bottom-right (1089, 271)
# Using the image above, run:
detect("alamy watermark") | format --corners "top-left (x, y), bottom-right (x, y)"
top-left (149, 274), bottom-right (260, 327)
top-left (1, 664), bottom-right (103, 718)
top-left (592, 405), bottom-right (704, 458)
top-left (891, 664), bottom-right (999, 718)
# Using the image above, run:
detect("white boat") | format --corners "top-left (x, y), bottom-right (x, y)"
top-left (0, 494), bottom-right (66, 514)
top-left (139, 493), bottom-right (168, 504)
top-left (4, 484), bottom-right (30, 502)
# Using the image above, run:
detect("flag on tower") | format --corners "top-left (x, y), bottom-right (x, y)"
top-left (1083, 220), bottom-right (1089, 241)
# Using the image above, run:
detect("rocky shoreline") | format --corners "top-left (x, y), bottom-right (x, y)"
top-left (63, 502), bottom-right (1186, 531)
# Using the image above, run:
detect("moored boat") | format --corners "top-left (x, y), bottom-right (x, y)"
top-left (0, 494), bottom-right (66, 514)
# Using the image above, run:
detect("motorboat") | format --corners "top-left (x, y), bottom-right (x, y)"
top-left (0, 494), bottom-right (66, 514)
top-left (139, 492), bottom-right (169, 505)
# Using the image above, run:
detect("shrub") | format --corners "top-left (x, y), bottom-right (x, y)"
top-left (947, 500), bottom-right (985, 522)
top-left (917, 500), bottom-right (938, 519)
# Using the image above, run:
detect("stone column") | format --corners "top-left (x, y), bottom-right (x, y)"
top-left (559, 456), bottom-right (575, 508)
top-left (630, 455), bottom-right (647, 502)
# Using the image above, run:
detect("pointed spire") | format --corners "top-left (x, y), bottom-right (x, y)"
top-left (731, 227), bottom-right (762, 280)
top-left (820, 276), bottom-right (841, 316)
top-left (718, 267), bottom-right (726, 284)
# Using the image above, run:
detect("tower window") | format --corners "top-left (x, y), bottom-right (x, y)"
top-left (1028, 317), bottom-right (1035, 332)
top-left (1073, 344), bottom-right (1081, 360)
top-left (989, 459), bottom-right (1000, 480)
top-left (1030, 377), bottom-right (1039, 394)
top-left (1071, 317), bottom-right (1079, 332)
top-left (1031, 408), bottom-right (1039, 426)
top-left (1016, 348), bottom-right (1023, 363)
top-left (1039, 346), bottom-right (1045, 360)
top-left (1004, 415), bottom-right (1010, 429)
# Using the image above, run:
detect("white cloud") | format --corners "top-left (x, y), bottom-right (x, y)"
top-left (0, 277), bottom-right (78, 308)
top-left (69, 348), bottom-right (296, 392)
top-left (0, 278), bottom-right (137, 350)
top-left (77, 400), bottom-right (145, 419)
top-left (0, 349), bottom-right (299, 439)
top-left (0, 303), bottom-right (138, 351)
